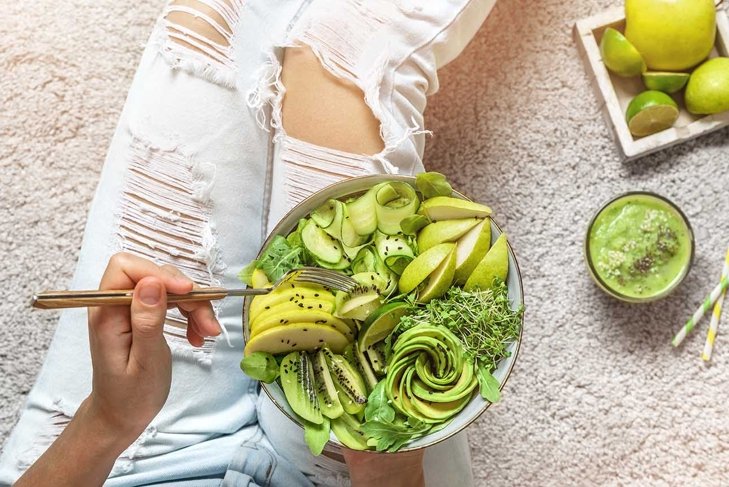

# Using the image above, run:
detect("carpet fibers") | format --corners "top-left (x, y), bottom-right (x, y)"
top-left (2, 1), bottom-right (729, 485)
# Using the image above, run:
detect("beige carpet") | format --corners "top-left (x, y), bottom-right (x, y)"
top-left (2, 0), bottom-right (729, 485)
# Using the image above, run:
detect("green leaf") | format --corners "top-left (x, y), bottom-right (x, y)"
top-left (475, 362), bottom-right (501, 403)
top-left (304, 417), bottom-right (331, 456)
top-left (238, 260), bottom-right (258, 286)
top-left (361, 419), bottom-right (430, 452)
top-left (257, 235), bottom-right (304, 282)
top-left (364, 381), bottom-right (395, 424)
top-left (416, 172), bottom-right (453, 199)
top-left (240, 352), bottom-right (279, 383)
top-left (400, 214), bottom-right (430, 236)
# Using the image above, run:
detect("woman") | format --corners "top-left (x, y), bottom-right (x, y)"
top-left (0, 0), bottom-right (496, 485)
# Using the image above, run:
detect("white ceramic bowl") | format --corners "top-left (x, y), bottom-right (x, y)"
top-left (243, 175), bottom-right (524, 452)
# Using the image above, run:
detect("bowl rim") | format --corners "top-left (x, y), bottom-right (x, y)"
top-left (243, 174), bottom-right (524, 452)
top-left (583, 190), bottom-right (695, 303)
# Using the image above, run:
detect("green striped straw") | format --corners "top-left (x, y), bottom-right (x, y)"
top-left (672, 276), bottom-right (729, 347)
top-left (702, 248), bottom-right (729, 361)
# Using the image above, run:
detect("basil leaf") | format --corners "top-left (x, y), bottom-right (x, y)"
top-left (400, 214), bottom-right (429, 236)
top-left (240, 352), bottom-right (279, 383)
top-left (304, 417), bottom-right (331, 456)
top-left (416, 172), bottom-right (453, 199)
top-left (475, 363), bottom-right (501, 403)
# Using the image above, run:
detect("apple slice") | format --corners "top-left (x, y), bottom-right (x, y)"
top-left (417, 218), bottom-right (481, 252)
top-left (398, 243), bottom-right (455, 294)
top-left (418, 246), bottom-right (456, 303)
top-left (454, 219), bottom-right (492, 284)
top-left (419, 197), bottom-right (491, 221)
top-left (251, 268), bottom-right (272, 288)
top-left (464, 233), bottom-right (509, 291)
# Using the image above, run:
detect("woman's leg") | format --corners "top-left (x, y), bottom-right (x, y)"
top-left (0, 1), bottom-right (310, 485)
top-left (251, 1), bottom-right (497, 485)
top-left (1, 0), bottom-right (497, 485)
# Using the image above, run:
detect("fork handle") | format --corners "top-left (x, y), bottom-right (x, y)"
top-left (32, 288), bottom-right (233, 309)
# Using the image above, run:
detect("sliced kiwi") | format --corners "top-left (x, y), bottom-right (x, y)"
top-left (365, 344), bottom-right (387, 376)
top-left (280, 351), bottom-right (322, 425)
top-left (353, 342), bottom-right (378, 392)
top-left (322, 348), bottom-right (367, 412)
top-left (311, 351), bottom-right (344, 420)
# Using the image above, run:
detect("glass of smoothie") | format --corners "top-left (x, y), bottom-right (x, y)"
top-left (585, 191), bottom-right (694, 303)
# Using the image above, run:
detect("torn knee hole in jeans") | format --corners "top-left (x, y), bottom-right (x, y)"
top-left (15, 401), bottom-right (73, 471)
top-left (156, 0), bottom-right (244, 88)
top-left (116, 136), bottom-right (228, 364)
top-left (247, 1), bottom-right (430, 219)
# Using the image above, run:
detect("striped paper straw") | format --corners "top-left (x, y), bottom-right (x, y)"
top-left (672, 276), bottom-right (729, 347)
top-left (702, 248), bottom-right (729, 361)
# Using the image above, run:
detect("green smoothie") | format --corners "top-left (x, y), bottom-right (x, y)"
top-left (587, 193), bottom-right (693, 300)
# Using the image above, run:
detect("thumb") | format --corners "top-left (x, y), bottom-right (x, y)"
top-left (130, 277), bottom-right (168, 357)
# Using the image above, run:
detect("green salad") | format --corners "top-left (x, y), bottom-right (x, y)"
top-left (239, 173), bottom-right (523, 454)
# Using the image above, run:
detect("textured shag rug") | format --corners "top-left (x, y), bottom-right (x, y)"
top-left (2, 0), bottom-right (729, 484)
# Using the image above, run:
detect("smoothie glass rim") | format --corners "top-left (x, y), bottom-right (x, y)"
top-left (584, 190), bottom-right (695, 303)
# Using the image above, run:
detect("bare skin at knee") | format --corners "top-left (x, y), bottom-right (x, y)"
top-left (281, 46), bottom-right (385, 156)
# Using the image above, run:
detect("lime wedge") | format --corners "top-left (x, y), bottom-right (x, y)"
top-left (642, 72), bottom-right (690, 94)
top-left (358, 302), bottom-right (409, 350)
top-left (600, 27), bottom-right (646, 77)
top-left (626, 91), bottom-right (679, 138)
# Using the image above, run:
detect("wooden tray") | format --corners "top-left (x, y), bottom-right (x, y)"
top-left (574, 3), bottom-right (729, 161)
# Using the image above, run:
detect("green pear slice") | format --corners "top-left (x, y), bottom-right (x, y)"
top-left (454, 219), bottom-right (492, 284)
top-left (464, 233), bottom-right (509, 291)
top-left (418, 246), bottom-right (456, 303)
top-left (417, 218), bottom-right (481, 252)
top-left (398, 243), bottom-right (455, 294)
top-left (419, 196), bottom-right (492, 221)
top-left (244, 323), bottom-right (349, 356)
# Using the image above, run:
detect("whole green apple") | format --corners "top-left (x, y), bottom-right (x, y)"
top-left (685, 57), bottom-right (729, 114)
top-left (625, 0), bottom-right (716, 71)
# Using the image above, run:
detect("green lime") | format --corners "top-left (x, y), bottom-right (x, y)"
top-left (626, 91), bottom-right (679, 137)
top-left (642, 72), bottom-right (690, 94)
top-left (358, 302), bottom-right (408, 350)
top-left (600, 27), bottom-right (647, 77)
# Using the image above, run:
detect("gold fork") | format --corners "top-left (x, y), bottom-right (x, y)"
top-left (31, 267), bottom-right (359, 309)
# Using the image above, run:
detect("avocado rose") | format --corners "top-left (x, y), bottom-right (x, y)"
top-left (386, 325), bottom-right (478, 423)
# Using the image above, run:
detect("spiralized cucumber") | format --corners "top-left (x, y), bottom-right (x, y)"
top-left (374, 232), bottom-right (414, 276)
top-left (374, 182), bottom-right (420, 235)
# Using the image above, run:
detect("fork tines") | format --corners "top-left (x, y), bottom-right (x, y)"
top-left (296, 267), bottom-right (357, 292)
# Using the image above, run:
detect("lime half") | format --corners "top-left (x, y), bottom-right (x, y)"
top-left (358, 302), bottom-right (408, 350)
top-left (642, 72), bottom-right (690, 94)
top-left (600, 27), bottom-right (646, 77)
top-left (626, 91), bottom-right (679, 138)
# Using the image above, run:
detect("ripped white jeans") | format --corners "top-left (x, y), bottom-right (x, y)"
top-left (0, 0), bottom-right (497, 485)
